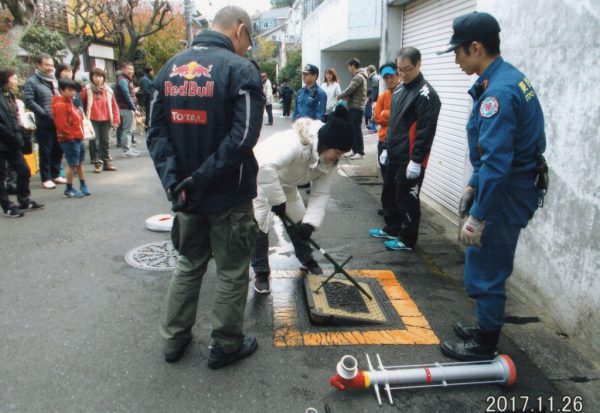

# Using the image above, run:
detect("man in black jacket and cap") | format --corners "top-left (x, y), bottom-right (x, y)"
top-left (147, 5), bottom-right (265, 369)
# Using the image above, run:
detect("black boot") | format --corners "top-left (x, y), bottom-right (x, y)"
top-left (441, 327), bottom-right (500, 361)
top-left (453, 321), bottom-right (478, 340)
top-left (253, 272), bottom-right (271, 294)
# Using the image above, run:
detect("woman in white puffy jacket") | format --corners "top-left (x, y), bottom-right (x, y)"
top-left (252, 105), bottom-right (353, 293)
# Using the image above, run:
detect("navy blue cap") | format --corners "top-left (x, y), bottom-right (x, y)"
top-left (300, 64), bottom-right (319, 76)
top-left (437, 12), bottom-right (501, 55)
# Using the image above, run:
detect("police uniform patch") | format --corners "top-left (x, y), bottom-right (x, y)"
top-left (480, 96), bottom-right (499, 118)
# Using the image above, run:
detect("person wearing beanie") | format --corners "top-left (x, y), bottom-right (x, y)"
top-left (251, 104), bottom-right (352, 294)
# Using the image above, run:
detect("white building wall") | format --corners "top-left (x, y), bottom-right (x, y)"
top-left (474, 0), bottom-right (600, 354)
top-left (302, 0), bottom-right (382, 83)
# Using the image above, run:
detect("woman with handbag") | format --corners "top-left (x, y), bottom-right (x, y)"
top-left (80, 67), bottom-right (120, 173)
top-left (0, 68), bottom-right (44, 217)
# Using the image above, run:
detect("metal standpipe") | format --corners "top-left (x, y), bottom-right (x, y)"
top-left (330, 354), bottom-right (517, 406)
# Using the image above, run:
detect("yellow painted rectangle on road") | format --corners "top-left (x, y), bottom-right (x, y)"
top-left (271, 270), bottom-right (439, 347)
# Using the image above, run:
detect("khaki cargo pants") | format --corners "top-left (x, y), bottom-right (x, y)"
top-left (159, 200), bottom-right (257, 353)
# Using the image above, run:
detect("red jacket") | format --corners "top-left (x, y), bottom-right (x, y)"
top-left (80, 85), bottom-right (120, 125)
top-left (52, 96), bottom-right (83, 143)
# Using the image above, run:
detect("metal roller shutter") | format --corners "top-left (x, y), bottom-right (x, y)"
top-left (402, 0), bottom-right (476, 219)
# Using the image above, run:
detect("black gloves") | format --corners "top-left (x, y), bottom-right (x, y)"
top-left (168, 177), bottom-right (198, 212)
top-left (271, 202), bottom-right (286, 217)
top-left (458, 187), bottom-right (475, 219)
top-left (295, 223), bottom-right (314, 241)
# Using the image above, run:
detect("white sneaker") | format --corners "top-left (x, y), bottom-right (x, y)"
top-left (53, 177), bottom-right (67, 184)
top-left (344, 152), bottom-right (355, 158)
top-left (123, 149), bottom-right (140, 158)
top-left (350, 153), bottom-right (364, 160)
top-left (42, 180), bottom-right (56, 189)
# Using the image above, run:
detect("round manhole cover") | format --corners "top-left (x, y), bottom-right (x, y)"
top-left (125, 240), bottom-right (177, 271)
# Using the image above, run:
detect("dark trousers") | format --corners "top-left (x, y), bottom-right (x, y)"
top-left (251, 225), bottom-right (313, 274)
top-left (282, 98), bottom-right (292, 117)
top-left (0, 149), bottom-right (31, 209)
top-left (381, 163), bottom-right (426, 248)
top-left (144, 95), bottom-right (152, 129)
top-left (89, 121), bottom-right (111, 164)
top-left (265, 104), bottom-right (273, 124)
top-left (36, 123), bottom-right (62, 182)
top-left (349, 108), bottom-right (364, 155)
top-left (466, 215), bottom-right (522, 332)
top-left (377, 141), bottom-right (387, 177)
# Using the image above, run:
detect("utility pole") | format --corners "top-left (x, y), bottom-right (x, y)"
top-left (184, 0), bottom-right (193, 47)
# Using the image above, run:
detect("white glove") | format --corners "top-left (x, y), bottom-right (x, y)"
top-left (379, 150), bottom-right (388, 165)
top-left (461, 215), bottom-right (485, 247)
top-left (406, 160), bottom-right (421, 180)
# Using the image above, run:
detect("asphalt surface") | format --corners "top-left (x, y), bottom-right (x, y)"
top-left (1, 105), bottom-right (598, 412)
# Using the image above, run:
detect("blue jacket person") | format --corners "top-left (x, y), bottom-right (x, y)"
top-left (437, 12), bottom-right (547, 361)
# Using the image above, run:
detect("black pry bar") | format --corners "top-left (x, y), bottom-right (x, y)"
top-left (279, 213), bottom-right (372, 300)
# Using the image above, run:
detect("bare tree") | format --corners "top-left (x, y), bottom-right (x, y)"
top-left (67, 0), bottom-right (173, 63)
top-left (1, 0), bottom-right (36, 25)
top-left (0, 0), bottom-right (37, 63)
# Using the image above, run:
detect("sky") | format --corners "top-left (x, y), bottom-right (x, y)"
top-left (196, 0), bottom-right (273, 19)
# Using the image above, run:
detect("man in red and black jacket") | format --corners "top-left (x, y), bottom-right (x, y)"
top-left (147, 6), bottom-right (265, 369)
top-left (369, 47), bottom-right (441, 251)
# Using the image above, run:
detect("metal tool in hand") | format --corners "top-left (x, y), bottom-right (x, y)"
top-left (279, 213), bottom-right (372, 300)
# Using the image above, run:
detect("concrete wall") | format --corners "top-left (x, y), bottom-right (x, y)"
top-left (321, 50), bottom-right (380, 88)
top-left (478, 0), bottom-right (600, 354)
top-left (302, 0), bottom-right (382, 84)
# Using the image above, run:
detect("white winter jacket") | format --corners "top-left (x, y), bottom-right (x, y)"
top-left (262, 78), bottom-right (273, 105)
top-left (253, 118), bottom-right (337, 233)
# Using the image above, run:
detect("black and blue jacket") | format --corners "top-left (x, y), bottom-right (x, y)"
top-left (147, 31), bottom-right (265, 214)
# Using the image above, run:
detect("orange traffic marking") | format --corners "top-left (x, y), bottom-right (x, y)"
top-left (271, 269), bottom-right (439, 347)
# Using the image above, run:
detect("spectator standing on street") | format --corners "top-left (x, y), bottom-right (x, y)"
top-left (279, 81), bottom-right (293, 118)
top-left (437, 12), bottom-right (547, 361)
top-left (262, 72), bottom-right (273, 125)
top-left (292, 64), bottom-right (327, 122)
top-left (337, 57), bottom-right (368, 160)
top-left (321, 67), bottom-right (341, 122)
top-left (52, 79), bottom-right (90, 198)
top-left (81, 68), bottom-right (120, 173)
top-left (373, 62), bottom-right (400, 181)
top-left (366, 64), bottom-right (381, 132)
top-left (147, 5), bottom-right (265, 369)
top-left (140, 65), bottom-right (155, 130)
top-left (0, 68), bottom-right (44, 217)
top-left (55, 64), bottom-right (82, 108)
top-left (368, 47), bottom-right (441, 251)
top-left (114, 62), bottom-right (141, 158)
top-left (23, 54), bottom-right (66, 189)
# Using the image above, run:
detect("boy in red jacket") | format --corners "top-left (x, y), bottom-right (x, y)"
top-left (52, 79), bottom-right (89, 198)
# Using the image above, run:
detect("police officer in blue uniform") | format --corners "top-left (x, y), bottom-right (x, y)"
top-left (437, 12), bottom-right (547, 361)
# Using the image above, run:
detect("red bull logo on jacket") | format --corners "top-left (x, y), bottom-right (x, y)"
top-left (164, 80), bottom-right (214, 97)
top-left (170, 61), bottom-right (213, 80)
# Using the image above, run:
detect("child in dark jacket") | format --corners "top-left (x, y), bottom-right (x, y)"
top-left (52, 79), bottom-right (90, 198)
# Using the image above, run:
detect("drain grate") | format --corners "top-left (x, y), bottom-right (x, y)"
top-left (323, 281), bottom-right (369, 313)
top-left (304, 275), bottom-right (389, 325)
top-left (124, 240), bottom-right (177, 271)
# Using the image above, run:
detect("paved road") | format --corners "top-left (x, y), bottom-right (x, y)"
top-left (1, 105), bottom-right (597, 412)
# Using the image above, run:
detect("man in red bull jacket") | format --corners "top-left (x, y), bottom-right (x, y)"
top-left (147, 5), bottom-right (265, 369)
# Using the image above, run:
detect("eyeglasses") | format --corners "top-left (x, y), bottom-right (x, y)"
top-left (239, 19), bottom-right (253, 50)
top-left (397, 65), bottom-right (415, 73)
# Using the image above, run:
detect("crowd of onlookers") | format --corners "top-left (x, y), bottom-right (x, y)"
top-left (260, 57), bottom-right (381, 161)
top-left (0, 54), bottom-right (155, 217)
